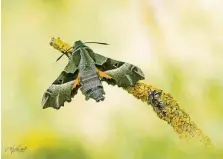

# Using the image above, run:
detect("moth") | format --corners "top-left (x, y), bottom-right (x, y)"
top-left (42, 37), bottom-right (145, 109)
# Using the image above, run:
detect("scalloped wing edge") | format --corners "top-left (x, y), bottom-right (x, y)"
top-left (42, 81), bottom-right (79, 109)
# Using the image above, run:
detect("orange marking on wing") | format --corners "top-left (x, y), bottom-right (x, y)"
top-left (96, 69), bottom-right (112, 79)
top-left (73, 74), bottom-right (80, 88)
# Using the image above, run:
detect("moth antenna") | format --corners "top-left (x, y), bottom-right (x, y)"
top-left (85, 42), bottom-right (109, 45)
top-left (56, 47), bottom-right (73, 62)
top-left (56, 54), bottom-right (65, 62)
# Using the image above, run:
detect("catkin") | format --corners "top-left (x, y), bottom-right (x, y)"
top-left (124, 82), bottom-right (212, 147)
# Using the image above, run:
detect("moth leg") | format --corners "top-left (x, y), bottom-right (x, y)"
top-left (73, 73), bottom-right (81, 88)
top-left (96, 68), bottom-right (112, 79)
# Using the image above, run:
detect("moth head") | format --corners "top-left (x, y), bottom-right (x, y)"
top-left (74, 40), bottom-right (84, 46)
top-left (72, 40), bottom-right (85, 50)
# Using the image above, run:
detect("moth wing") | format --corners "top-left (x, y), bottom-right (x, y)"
top-left (93, 53), bottom-right (145, 87)
top-left (53, 56), bottom-right (79, 84)
top-left (42, 57), bottom-right (80, 109)
top-left (42, 81), bottom-right (80, 109)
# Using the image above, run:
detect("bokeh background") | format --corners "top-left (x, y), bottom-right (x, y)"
top-left (2, 0), bottom-right (223, 158)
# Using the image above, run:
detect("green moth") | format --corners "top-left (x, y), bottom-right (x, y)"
top-left (42, 37), bottom-right (145, 109)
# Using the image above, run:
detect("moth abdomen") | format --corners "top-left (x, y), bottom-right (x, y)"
top-left (80, 73), bottom-right (105, 102)
top-left (85, 86), bottom-right (105, 102)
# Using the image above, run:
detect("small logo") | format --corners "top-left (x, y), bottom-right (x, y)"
top-left (5, 145), bottom-right (27, 154)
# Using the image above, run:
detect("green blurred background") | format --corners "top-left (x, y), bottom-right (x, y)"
top-left (2, 0), bottom-right (223, 158)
